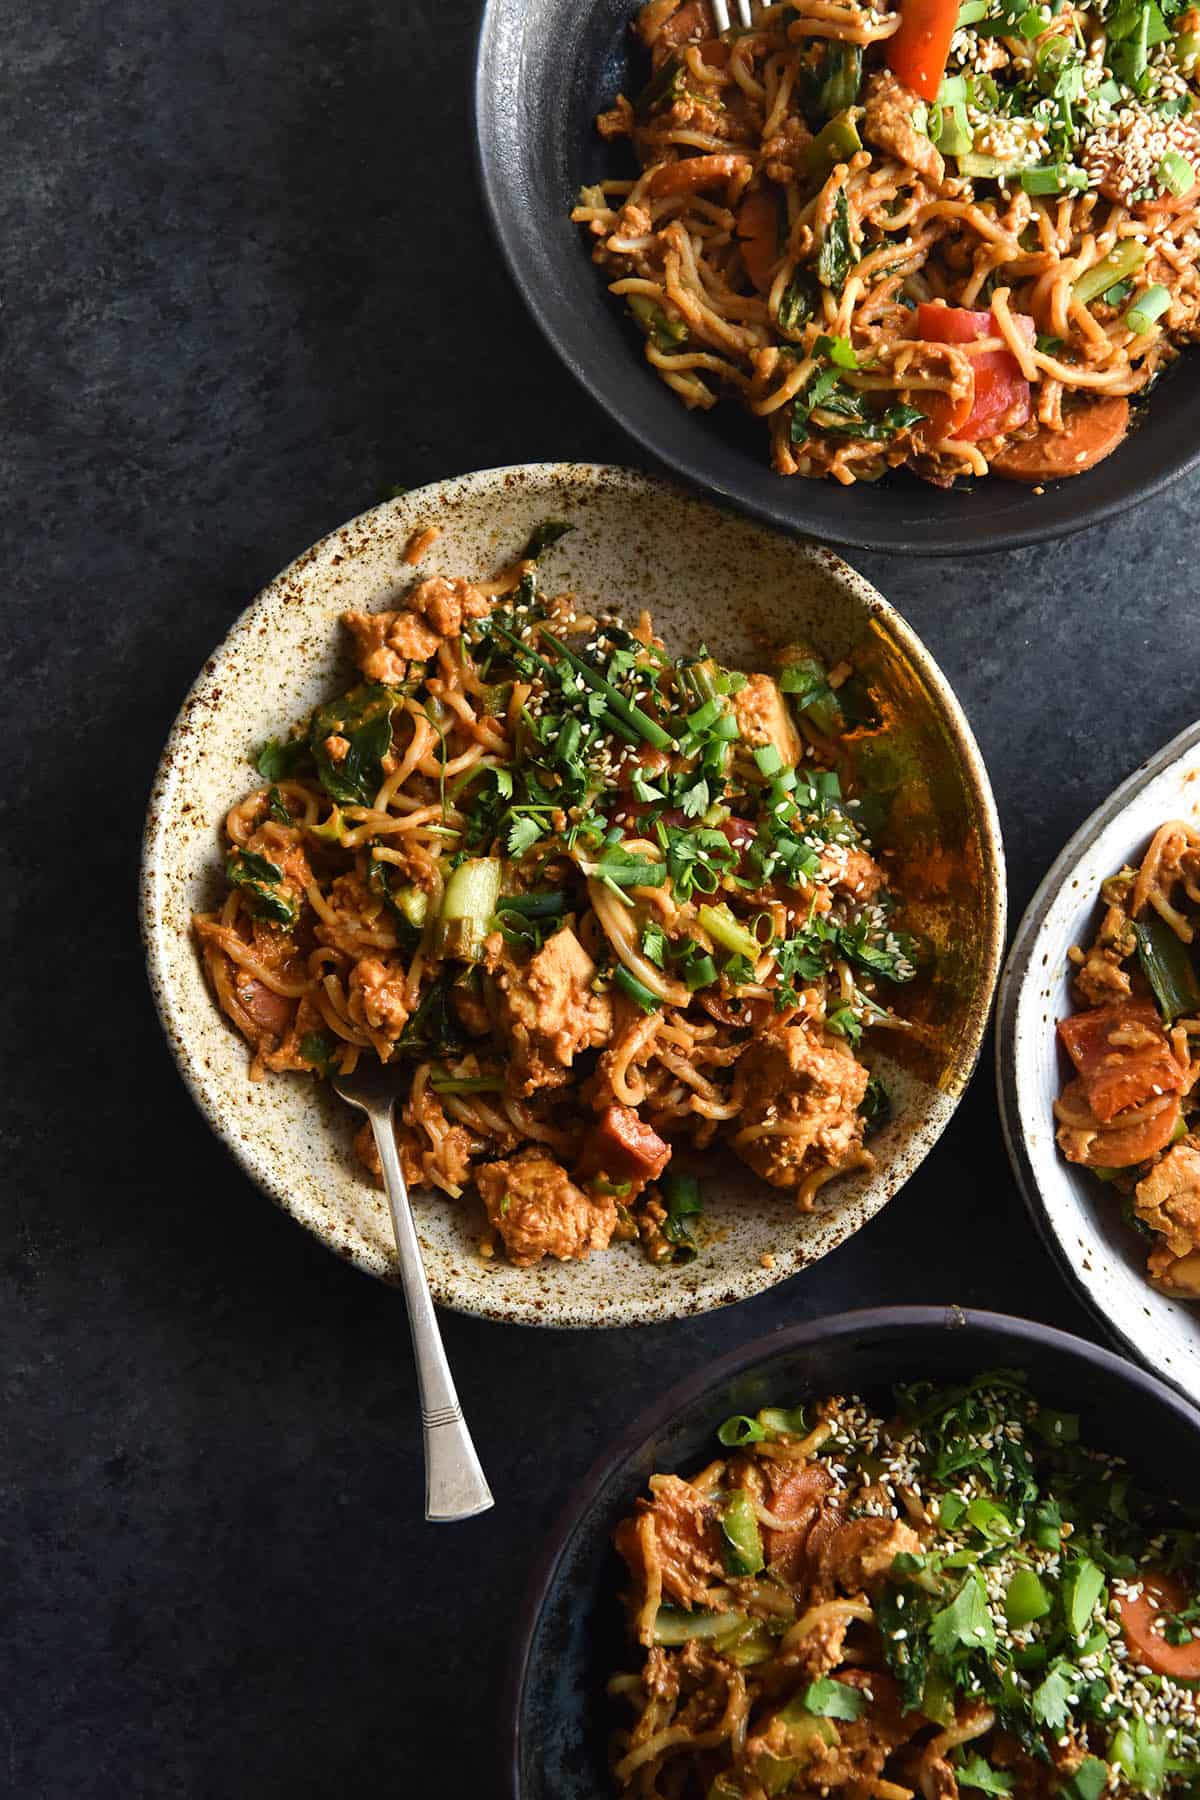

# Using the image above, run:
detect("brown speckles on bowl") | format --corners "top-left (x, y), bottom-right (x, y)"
top-left (140, 463), bottom-right (1005, 1328)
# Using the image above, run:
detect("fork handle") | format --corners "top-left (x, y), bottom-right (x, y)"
top-left (368, 1107), bottom-right (494, 1523)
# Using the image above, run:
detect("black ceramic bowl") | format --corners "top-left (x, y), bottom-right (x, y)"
top-left (474, 0), bottom-right (1200, 556)
top-left (505, 1304), bottom-right (1200, 1797)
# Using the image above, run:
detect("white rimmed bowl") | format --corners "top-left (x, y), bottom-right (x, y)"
top-left (141, 463), bottom-right (1005, 1327)
top-left (997, 718), bottom-right (1200, 1404)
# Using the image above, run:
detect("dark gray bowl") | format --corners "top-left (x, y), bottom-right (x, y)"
top-left (505, 1305), bottom-right (1200, 1798)
top-left (473, 0), bottom-right (1200, 556)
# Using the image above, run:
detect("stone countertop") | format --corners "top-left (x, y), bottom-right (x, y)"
top-left (6, 0), bottom-right (1200, 1791)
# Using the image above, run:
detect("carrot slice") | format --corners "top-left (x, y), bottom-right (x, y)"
top-left (886, 0), bottom-right (960, 101)
top-left (1057, 999), bottom-right (1184, 1123)
top-left (1058, 1078), bottom-right (1181, 1167)
top-left (1117, 1571), bottom-right (1200, 1678)
top-left (990, 397), bottom-right (1129, 483)
top-left (736, 188), bottom-right (781, 295)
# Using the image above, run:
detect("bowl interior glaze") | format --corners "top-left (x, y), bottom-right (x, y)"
top-left (508, 1307), bottom-right (1200, 1798)
top-left (474, 0), bottom-right (1200, 556)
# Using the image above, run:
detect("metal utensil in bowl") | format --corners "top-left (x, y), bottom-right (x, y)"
top-left (331, 1059), bottom-right (493, 1523)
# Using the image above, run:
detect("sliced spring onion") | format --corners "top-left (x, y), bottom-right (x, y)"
top-left (661, 1171), bottom-right (703, 1261)
top-left (614, 965), bottom-right (662, 1013)
top-left (801, 112), bottom-right (862, 180)
top-left (1123, 283), bottom-right (1171, 336)
top-left (957, 149), bottom-right (1026, 178)
top-left (538, 628), bottom-right (674, 751)
top-left (1134, 916), bottom-right (1200, 1020)
top-left (1158, 149), bottom-right (1195, 194)
top-left (720, 1490), bottom-right (765, 1577)
top-left (697, 903), bottom-right (760, 963)
top-left (1005, 1569), bottom-right (1053, 1627)
top-left (436, 858), bottom-right (502, 960)
top-left (1020, 163), bottom-right (1089, 194)
top-left (957, 0), bottom-right (989, 19)
top-left (429, 1073), bottom-right (506, 1095)
top-left (936, 73), bottom-right (970, 104)
top-left (1074, 240), bottom-right (1147, 305)
top-left (627, 292), bottom-right (688, 351)
top-left (937, 104), bottom-right (973, 157)
top-left (753, 743), bottom-right (783, 777)
top-left (496, 891), bottom-right (567, 918)
top-left (652, 1605), bottom-right (746, 1646)
top-left (683, 953), bottom-right (718, 991)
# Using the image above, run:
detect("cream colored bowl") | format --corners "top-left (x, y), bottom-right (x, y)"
top-left (140, 464), bottom-right (1004, 1326)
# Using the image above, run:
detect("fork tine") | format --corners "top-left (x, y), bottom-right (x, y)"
top-left (736, 0), bottom-right (754, 27)
top-left (713, 0), bottom-right (731, 31)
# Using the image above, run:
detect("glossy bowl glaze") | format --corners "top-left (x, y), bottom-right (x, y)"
top-left (141, 463), bottom-right (1004, 1326)
top-left (505, 1305), bottom-right (1200, 1798)
top-left (997, 717), bottom-right (1200, 1405)
top-left (473, 0), bottom-right (1200, 557)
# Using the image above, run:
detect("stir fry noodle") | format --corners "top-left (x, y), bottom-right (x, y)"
top-left (574, 0), bottom-right (1200, 484)
top-left (609, 1374), bottom-right (1200, 1796)
top-left (193, 526), bottom-right (917, 1268)
top-left (1055, 819), bottom-right (1200, 1296)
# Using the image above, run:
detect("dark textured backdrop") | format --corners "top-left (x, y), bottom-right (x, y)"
top-left (6, 0), bottom-right (1199, 1792)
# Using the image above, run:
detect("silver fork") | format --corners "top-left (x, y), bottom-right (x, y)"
top-left (712, 0), bottom-right (761, 33)
top-left (331, 1059), bottom-right (494, 1523)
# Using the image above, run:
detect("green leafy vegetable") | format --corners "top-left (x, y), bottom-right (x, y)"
top-left (957, 1755), bottom-right (1014, 1795)
top-left (308, 684), bottom-right (403, 806)
top-left (929, 1573), bottom-right (997, 1657)
top-left (299, 1031), bottom-right (334, 1072)
top-left (256, 736), bottom-right (310, 781)
top-left (778, 270), bottom-right (821, 333)
top-left (804, 1678), bottom-right (865, 1720)
top-left (817, 188), bottom-right (857, 292)
top-left (522, 520), bottom-right (574, 559)
top-left (225, 849), bottom-right (297, 926)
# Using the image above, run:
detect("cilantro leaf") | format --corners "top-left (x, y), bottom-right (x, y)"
top-left (1031, 1662), bottom-right (1074, 1730)
top-left (929, 1573), bottom-right (997, 1657)
top-left (803, 1678), bottom-right (866, 1720)
top-left (680, 777), bottom-right (710, 819)
top-left (957, 1755), bottom-right (1014, 1795)
top-left (506, 815), bottom-right (546, 857)
top-left (641, 921), bottom-right (668, 967)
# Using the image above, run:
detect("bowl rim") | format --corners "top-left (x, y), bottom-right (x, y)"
top-left (140, 461), bottom-right (1006, 1323)
top-left (995, 713), bottom-right (1200, 1395)
top-left (502, 1301), bottom-right (1200, 1797)
top-left (471, 0), bottom-right (1200, 559)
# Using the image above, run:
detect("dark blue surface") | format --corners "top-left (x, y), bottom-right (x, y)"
top-left (6, 0), bottom-right (1200, 1791)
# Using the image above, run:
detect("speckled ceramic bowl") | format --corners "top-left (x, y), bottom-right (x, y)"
top-left (141, 463), bottom-right (1005, 1327)
top-left (997, 718), bottom-right (1200, 1405)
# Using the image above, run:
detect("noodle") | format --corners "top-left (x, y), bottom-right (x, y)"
top-left (192, 541), bottom-right (917, 1268)
top-left (607, 1376), bottom-right (1200, 1798)
top-left (574, 0), bottom-right (1200, 485)
top-left (1055, 817), bottom-right (1200, 1297)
